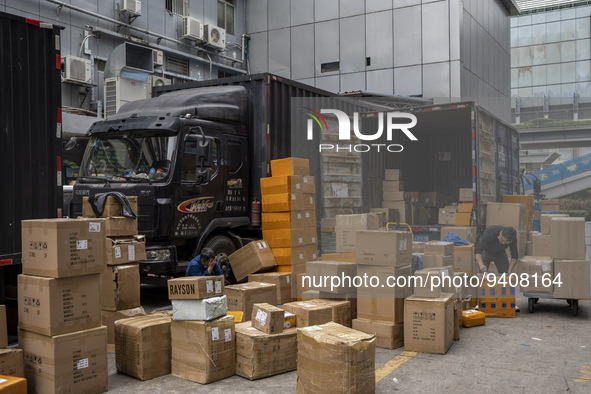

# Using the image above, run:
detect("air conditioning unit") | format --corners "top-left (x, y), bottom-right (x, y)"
top-left (62, 56), bottom-right (92, 85)
top-left (104, 77), bottom-right (149, 117)
top-left (153, 50), bottom-right (164, 67)
top-left (148, 75), bottom-right (172, 97)
top-left (204, 24), bottom-right (226, 49)
top-left (122, 0), bottom-right (141, 16)
top-left (182, 17), bottom-right (204, 41)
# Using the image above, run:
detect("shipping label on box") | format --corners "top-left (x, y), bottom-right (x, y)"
top-left (229, 241), bottom-right (277, 282)
top-left (106, 235), bottom-right (146, 265)
top-left (83, 195), bottom-right (138, 217)
top-left (168, 276), bottom-right (224, 300)
top-left (21, 218), bottom-right (106, 278)
top-left (251, 303), bottom-right (284, 334)
top-left (438, 209), bottom-right (456, 225)
top-left (519, 256), bottom-right (554, 294)
top-left (101, 264), bottom-right (140, 311)
top-left (404, 294), bottom-right (455, 354)
top-left (18, 274), bottom-right (101, 337)
top-left (20, 326), bottom-right (108, 394)
top-left (355, 230), bottom-right (412, 266)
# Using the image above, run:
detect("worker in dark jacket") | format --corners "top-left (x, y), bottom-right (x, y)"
top-left (475, 225), bottom-right (518, 274)
top-left (186, 248), bottom-right (224, 276)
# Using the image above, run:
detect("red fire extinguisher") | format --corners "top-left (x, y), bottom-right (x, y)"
top-left (251, 198), bottom-right (261, 226)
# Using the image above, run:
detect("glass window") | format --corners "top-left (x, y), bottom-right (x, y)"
top-left (218, 0), bottom-right (235, 36)
top-left (166, 0), bottom-right (189, 16)
top-left (180, 135), bottom-right (220, 183)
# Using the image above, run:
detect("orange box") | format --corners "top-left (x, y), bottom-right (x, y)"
top-left (479, 298), bottom-right (516, 318)
top-left (270, 158), bottom-right (310, 177)
top-left (461, 309), bottom-right (486, 327)
top-left (0, 375), bottom-right (26, 393)
top-left (455, 212), bottom-right (472, 226)
top-left (273, 266), bottom-right (292, 273)
top-left (457, 203), bottom-right (473, 213)
top-left (261, 176), bottom-right (304, 195)
top-left (261, 193), bottom-right (305, 212)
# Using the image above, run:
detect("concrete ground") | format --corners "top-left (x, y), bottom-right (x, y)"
top-left (107, 292), bottom-right (591, 394)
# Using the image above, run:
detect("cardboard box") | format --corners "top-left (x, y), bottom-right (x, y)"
top-left (424, 241), bottom-right (454, 256)
top-left (82, 195), bottom-right (138, 217)
top-left (270, 157), bottom-right (309, 177)
top-left (369, 208), bottom-right (397, 224)
top-left (101, 264), bottom-right (140, 311)
top-left (103, 216), bottom-right (138, 237)
top-left (539, 199), bottom-right (561, 212)
top-left (319, 252), bottom-right (355, 262)
top-left (541, 213), bottom-right (568, 234)
top-left (356, 264), bottom-right (412, 299)
top-left (171, 316), bottom-right (235, 384)
top-left (420, 192), bottom-right (447, 208)
top-left (356, 298), bottom-right (405, 325)
top-left (18, 274), bottom-right (100, 336)
top-left (305, 299), bottom-right (352, 327)
top-left (271, 244), bottom-right (318, 266)
top-left (412, 270), bottom-right (443, 298)
top-left (0, 375), bottom-right (26, 392)
top-left (455, 212), bottom-right (472, 226)
top-left (457, 202), bottom-right (473, 213)
top-left (383, 180), bottom-right (404, 192)
top-left (530, 233), bottom-right (552, 256)
top-left (252, 303), bottom-right (284, 334)
top-left (302, 175), bottom-right (315, 193)
top-left (262, 192), bottom-right (303, 212)
top-left (235, 322), bottom-right (297, 380)
top-left (479, 275), bottom-right (516, 318)
top-left (167, 276), bottom-right (224, 300)
top-left (305, 261), bottom-right (357, 293)
top-left (248, 272), bottom-right (292, 304)
top-left (440, 226), bottom-right (477, 243)
top-left (320, 217), bottom-right (336, 232)
top-left (459, 188), bottom-right (473, 202)
top-left (261, 175), bottom-right (304, 195)
top-left (301, 290), bottom-right (320, 300)
top-left (486, 202), bottom-right (524, 229)
top-left (404, 294), bottom-right (455, 354)
top-left (438, 208), bottom-right (457, 225)
top-left (0, 349), bottom-right (24, 377)
top-left (101, 307), bottom-right (146, 345)
top-left (316, 293), bottom-right (358, 319)
top-left (553, 259), bottom-right (591, 300)
top-left (115, 315), bottom-right (171, 380)
top-left (462, 309), bottom-right (486, 327)
top-left (284, 312), bottom-right (297, 328)
top-left (294, 273), bottom-right (308, 299)
top-left (21, 218), bottom-right (106, 278)
top-left (297, 322), bottom-right (375, 394)
top-left (384, 169), bottom-right (401, 181)
top-left (503, 195), bottom-right (534, 231)
top-left (282, 301), bottom-right (333, 327)
top-left (383, 191), bottom-right (406, 202)
top-left (0, 306), bottom-right (6, 348)
top-left (225, 282), bottom-right (277, 318)
top-left (413, 242), bottom-right (425, 253)
top-left (423, 254), bottom-right (454, 269)
top-left (262, 211), bottom-right (304, 231)
top-left (302, 193), bottom-right (316, 211)
top-left (229, 241), bottom-right (277, 282)
top-left (171, 295), bottom-right (228, 321)
top-left (105, 235), bottom-right (146, 265)
top-left (356, 230), bottom-right (412, 266)
top-left (381, 201), bottom-right (411, 223)
top-left (335, 214), bottom-right (381, 252)
top-left (549, 217), bottom-right (586, 260)
top-left (20, 326), bottom-right (108, 394)
top-left (453, 244), bottom-right (475, 272)
top-left (519, 256), bottom-right (554, 294)
top-left (352, 319), bottom-right (403, 349)
top-left (263, 228), bottom-right (316, 248)
top-left (303, 210), bottom-right (316, 227)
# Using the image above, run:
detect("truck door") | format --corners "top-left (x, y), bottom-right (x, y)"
top-left (222, 135), bottom-right (249, 217)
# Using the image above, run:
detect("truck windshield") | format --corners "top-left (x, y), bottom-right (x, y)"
top-left (80, 133), bottom-right (177, 183)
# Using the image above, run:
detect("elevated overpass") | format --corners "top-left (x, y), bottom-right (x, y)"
top-left (523, 152), bottom-right (591, 199)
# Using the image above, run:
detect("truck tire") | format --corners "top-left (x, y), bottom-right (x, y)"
top-left (202, 235), bottom-right (238, 284)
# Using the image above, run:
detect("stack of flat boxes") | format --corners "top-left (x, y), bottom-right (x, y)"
top-left (423, 241), bottom-right (455, 269)
top-left (438, 187), bottom-right (472, 225)
top-left (439, 226), bottom-right (478, 304)
top-left (81, 196), bottom-right (147, 348)
top-left (352, 229), bottom-right (413, 349)
top-left (260, 158), bottom-right (318, 296)
top-left (167, 276), bottom-right (235, 384)
top-left (19, 218), bottom-right (108, 393)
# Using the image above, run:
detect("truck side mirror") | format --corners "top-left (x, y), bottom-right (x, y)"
top-left (197, 167), bottom-right (211, 184)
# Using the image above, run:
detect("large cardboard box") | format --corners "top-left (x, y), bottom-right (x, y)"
top-left (263, 228), bottom-right (316, 248)
top-left (261, 175), bottom-right (304, 195)
top-left (102, 216), bottom-right (138, 237)
top-left (519, 256), bottom-right (554, 294)
top-left (248, 272), bottom-right (292, 304)
top-left (0, 306), bottom-right (6, 348)
top-left (553, 259), bottom-right (591, 300)
top-left (502, 195), bottom-right (534, 231)
top-left (412, 269), bottom-right (449, 298)
top-left (459, 188), bottom-right (473, 202)
top-left (530, 233), bottom-right (552, 257)
top-left (262, 211), bottom-right (305, 231)
top-left (455, 212), bottom-right (472, 226)
top-left (440, 226), bottom-right (477, 243)
top-left (305, 261), bottom-right (357, 293)
top-left (271, 245), bottom-right (318, 266)
top-left (303, 210), bottom-right (316, 227)
top-left (101, 307), bottom-right (146, 345)
top-left (355, 230), bottom-right (412, 266)
top-left (21, 218), bottom-right (106, 278)
top-left (369, 208), bottom-right (397, 224)
top-left (171, 295), bottom-right (228, 321)
top-left (302, 175), bottom-right (315, 193)
top-left (225, 282), bottom-right (277, 318)
top-left (168, 276), bottom-right (224, 300)
top-left (261, 192), bottom-right (305, 212)
top-left (383, 180), bottom-right (404, 192)
top-left (424, 241), bottom-right (454, 256)
top-left (115, 315), bottom-right (172, 380)
top-left (453, 244), bottom-right (475, 272)
top-left (541, 213), bottom-right (568, 235)
top-left (20, 326), bottom-right (108, 394)
top-left (352, 319), bottom-right (403, 350)
top-left (356, 264), bottom-right (412, 299)
top-left (252, 303), bottom-right (284, 334)
top-left (486, 202), bottom-right (524, 229)
top-left (384, 169), bottom-right (401, 181)
top-left (357, 298), bottom-right (405, 325)
top-left (297, 322), bottom-right (375, 394)
top-left (381, 201), bottom-right (411, 223)
top-left (18, 274), bottom-right (100, 336)
top-left (282, 301), bottom-right (333, 327)
top-left (229, 241), bottom-right (277, 282)
top-left (101, 264), bottom-right (140, 311)
top-left (82, 195), bottom-right (138, 218)
top-left (171, 316), bottom-right (235, 384)
top-left (270, 157), bottom-right (309, 177)
top-left (549, 217), bottom-right (586, 260)
top-left (304, 299), bottom-right (352, 327)
top-left (422, 254), bottom-right (454, 269)
top-left (334, 214), bottom-right (381, 252)
top-left (438, 208), bottom-right (457, 225)
top-left (404, 294), bottom-right (455, 354)
top-left (105, 235), bottom-right (146, 265)
top-left (0, 349), bottom-right (24, 377)
top-left (420, 192), bottom-right (447, 208)
top-left (235, 322), bottom-right (297, 380)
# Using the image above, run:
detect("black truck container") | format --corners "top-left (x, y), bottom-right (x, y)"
top-left (0, 12), bottom-right (62, 332)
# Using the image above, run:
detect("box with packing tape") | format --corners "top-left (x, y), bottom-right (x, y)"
top-left (262, 228), bottom-right (316, 249)
top-left (101, 264), bottom-right (140, 311)
top-left (462, 309), bottom-right (486, 327)
top-left (229, 241), bottom-right (277, 282)
top-left (101, 306), bottom-right (146, 345)
top-left (168, 276), bottom-right (224, 300)
top-left (404, 293), bottom-right (455, 354)
top-left (248, 272), bottom-right (292, 304)
top-left (251, 303), bottom-right (284, 334)
top-left (105, 235), bottom-right (146, 265)
top-left (282, 301), bottom-right (333, 327)
top-left (355, 230), bottom-right (412, 266)
top-left (262, 211), bottom-right (305, 231)
top-left (225, 282), bottom-right (277, 319)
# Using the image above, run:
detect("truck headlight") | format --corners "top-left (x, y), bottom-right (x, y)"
top-left (146, 249), bottom-right (171, 260)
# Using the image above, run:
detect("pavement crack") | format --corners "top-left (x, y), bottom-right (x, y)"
top-left (564, 376), bottom-right (570, 391)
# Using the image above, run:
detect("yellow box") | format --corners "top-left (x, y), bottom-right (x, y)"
top-left (228, 311), bottom-right (244, 323)
top-left (0, 375), bottom-right (26, 393)
top-left (262, 211), bottom-right (305, 231)
top-left (461, 309), bottom-right (486, 327)
top-left (271, 245), bottom-right (318, 266)
top-left (270, 158), bottom-right (310, 177)
top-left (273, 266), bottom-right (293, 273)
top-left (319, 253), bottom-right (356, 262)
top-left (479, 298), bottom-right (516, 318)
top-left (262, 193), bottom-right (305, 213)
top-left (457, 203), bottom-right (473, 213)
top-left (455, 212), bottom-right (472, 225)
top-left (261, 176), bottom-right (304, 195)
top-left (284, 312), bottom-right (297, 329)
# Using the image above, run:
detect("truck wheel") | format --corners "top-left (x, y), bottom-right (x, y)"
top-left (202, 235), bottom-right (237, 284)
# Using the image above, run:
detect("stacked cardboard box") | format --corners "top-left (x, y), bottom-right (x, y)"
top-left (261, 158), bottom-right (318, 293)
top-left (248, 272), bottom-right (293, 304)
top-left (423, 241), bottom-right (454, 269)
top-left (282, 301), bottom-right (333, 327)
top-left (19, 218), bottom-right (108, 393)
top-left (486, 202), bottom-right (527, 257)
top-left (352, 230), bottom-right (412, 349)
top-left (0, 305), bottom-right (24, 379)
top-left (224, 282), bottom-right (277, 319)
top-left (297, 322), bottom-right (375, 393)
top-left (455, 202), bottom-right (474, 226)
top-left (519, 256), bottom-right (554, 295)
top-left (228, 240), bottom-right (277, 282)
top-left (334, 213), bottom-right (381, 253)
top-left (502, 195), bottom-right (534, 233)
top-left (440, 226), bottom-right (477, 243)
